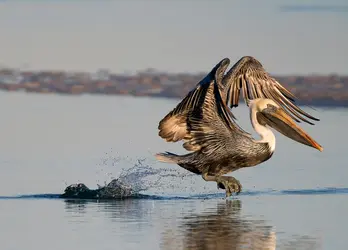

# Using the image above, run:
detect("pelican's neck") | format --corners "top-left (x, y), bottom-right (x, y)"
top-left (250, 106), bottom-right (276, 152)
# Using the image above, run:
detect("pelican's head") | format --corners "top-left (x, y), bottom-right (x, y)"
top-left (251, 98), bottom-right (323, 152)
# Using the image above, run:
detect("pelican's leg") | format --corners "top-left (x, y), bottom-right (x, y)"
top-left (216, 176), bottom-right (242, 196)
top-left (202, 171), bottom-right (242, 197)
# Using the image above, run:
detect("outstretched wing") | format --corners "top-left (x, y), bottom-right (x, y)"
top-left (182, 62), bottom-right (251, 155)
top-left (158, 58), bottom-right (231, 144)
top-left (221, 56), bottom-right (319, 125)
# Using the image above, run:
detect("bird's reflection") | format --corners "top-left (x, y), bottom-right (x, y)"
top-left (63, 198), bottom-right (321, 249)
top-left (161, 199), bottom-right (276, 250)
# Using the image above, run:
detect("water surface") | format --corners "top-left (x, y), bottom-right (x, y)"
top-left (0, 92), bottom-right (346, 249)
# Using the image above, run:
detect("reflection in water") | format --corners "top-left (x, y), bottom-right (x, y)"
top-left (161, 199), bottom-right (276, 250)
top-left (63, 199), bottom-right (321, 250)
top-left (64, 199), bottom-right (153, 222)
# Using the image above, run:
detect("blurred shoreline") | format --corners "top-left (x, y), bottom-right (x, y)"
top-left (1, 68), bottom-right (347, 107)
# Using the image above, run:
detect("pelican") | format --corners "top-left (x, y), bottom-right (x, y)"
top-left (155, 57), bottom-right (323, 197)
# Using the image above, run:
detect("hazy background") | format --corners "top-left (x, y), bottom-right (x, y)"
top-left (0, 0), bottom-right (347, 75)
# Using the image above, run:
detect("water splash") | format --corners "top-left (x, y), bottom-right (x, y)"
top-left (95, 152), bottom-right (201, 196)
top-left (116, 158), bottom-right (199, 195)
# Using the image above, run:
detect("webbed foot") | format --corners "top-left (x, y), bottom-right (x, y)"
top-left (216, 176), bottom-right (242, 197)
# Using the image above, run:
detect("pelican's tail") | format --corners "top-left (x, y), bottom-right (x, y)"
top-left (155, 151), bottom-right (181, 164)
top-left (155, 151), bottom-right (201, 174)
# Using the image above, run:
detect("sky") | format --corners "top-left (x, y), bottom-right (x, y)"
top-left (0, 0), bottom-right (347, 75)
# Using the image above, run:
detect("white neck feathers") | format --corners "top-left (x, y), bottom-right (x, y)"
top-left (249, 103), bottom-right (276, 152)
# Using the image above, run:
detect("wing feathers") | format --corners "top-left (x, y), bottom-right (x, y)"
top-left (158, 114), bottom-right (189, 142)
top-left (222, 56), bottom-right (319, 125)
top-left (183, 66), bottom-right (250, 156)
top-left (157, 58), bottom-right (230, 143)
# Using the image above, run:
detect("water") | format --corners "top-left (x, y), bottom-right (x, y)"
top-left (0, 92), bottom-right (346, 249)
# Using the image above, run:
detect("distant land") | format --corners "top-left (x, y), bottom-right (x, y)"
top-left (1, 67), bottom-right (348, 107)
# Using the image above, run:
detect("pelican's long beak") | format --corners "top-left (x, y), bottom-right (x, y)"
top-left (263, 108), bottom-right (323, 152)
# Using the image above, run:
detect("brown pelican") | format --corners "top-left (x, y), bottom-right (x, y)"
top-left (155, 57), bottom-right (323, 197)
